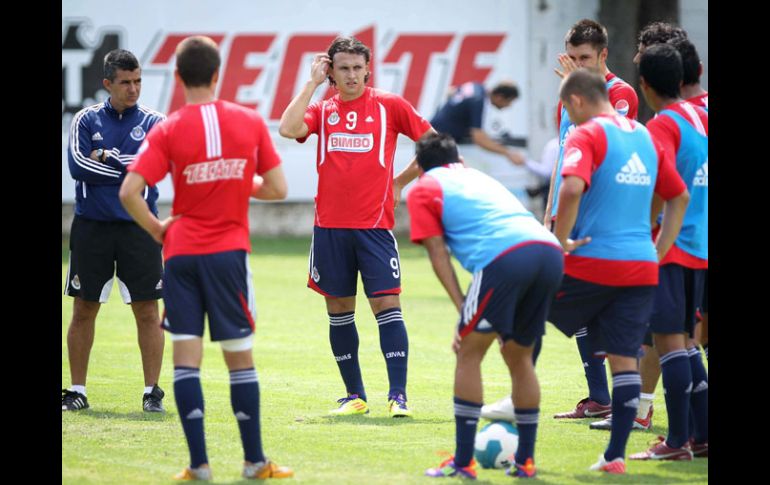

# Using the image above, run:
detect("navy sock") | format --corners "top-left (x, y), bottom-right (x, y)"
top-left (575, 327), bottom-right (610, 405)
top-left (660, 349), bottom-right (693, 448)
top-left (688, 347), bottom-right (709, 443)
top-left (230, 368), bottom-right (265, 464)
top-left (532, 336), bottom-right (542, 367)
top-left (514, 409), bottom-right (539, 465)
top-left (604, 372), bottom-right (641, 461)
top-left (174, 367), bottom-right (208, 468)
top-left (329, 312), bottom-right (366, 401)
top-left (376, 308), bottom-right (409, 399)
top-left (453, 397), bottom-right (481, 467)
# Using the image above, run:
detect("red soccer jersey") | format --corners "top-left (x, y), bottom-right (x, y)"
top-left (646, 100), bottom-right (708, 269)
top-left (298, 87), bottom-right (432, 229)
top-left (687, 92), bottom-right (708, 110)
top-left (557, 72), bottom-right (639, 127)
top-left (129, 100), bottom-right (281, 260)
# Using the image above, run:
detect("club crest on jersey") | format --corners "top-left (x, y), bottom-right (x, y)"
top-left (327, 112), bottom-right (340, 126)
top-left (614, 99), bottom-right (630, 116)
top-left (328, 133), bottom-right (374, 153)
top-left (563, 147), bottom-right (582, 168)
top-left (130, 125), bottom-right (146, 141)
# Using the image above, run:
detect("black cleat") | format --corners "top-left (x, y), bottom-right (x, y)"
top-left (62, 389), bottom-right (89, 411)
top-left (143, 384), bottom-right (165, 412)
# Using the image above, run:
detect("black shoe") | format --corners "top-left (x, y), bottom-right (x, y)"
top-left (143, 384), bottom-right (165, 412)
top-left (62, 389), bottom-right (89, 411)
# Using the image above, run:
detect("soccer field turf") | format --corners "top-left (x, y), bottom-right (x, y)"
top-left (62, 237), bottom-right (708, 484)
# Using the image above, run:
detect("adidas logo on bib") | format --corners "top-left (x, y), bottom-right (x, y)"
top-left (616, 153), bottom-right (651, 186)
top-left (693, 162), bottom-right (708, 187)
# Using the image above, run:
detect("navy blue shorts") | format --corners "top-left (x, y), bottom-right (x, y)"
top-left (162, 250), bottom-right (256, 341)
top-left (649, 264), bottom-right (705, 337)
top-left (308, 227), bottom-right (401, 298)
top-left (548, 275), bottom-right (655, 358)
top-left (457, 243), bottom-right (564, 347)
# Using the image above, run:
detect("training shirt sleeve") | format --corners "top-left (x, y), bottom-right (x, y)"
top-left (406, 175), bottom-right (444, 243)
top-left (296, 101), bottom-right (322, 144)
top-left (560, 122), bottom-right (607, 190)
top-left (254, 116), bottom-right (282, 175)
top-left (388, 94), bottom-right (433, 141)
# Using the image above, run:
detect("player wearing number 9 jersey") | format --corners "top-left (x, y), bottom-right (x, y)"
top-left (279, 36), bottom-right (435, 417)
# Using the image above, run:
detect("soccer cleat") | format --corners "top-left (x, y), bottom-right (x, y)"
top-left (507, 457), bottom-right (536, 478)
top-left (689, 438), bottom-right (708, 458)
top-left (589, 454), bottom-right (626, 474)
top-left (425, 457), bottom-right (477, 479)
top-left (388, 393), bottom-right (413, 418)
top-left (243, 460), bottom-right (294, 479)
top-left (480, 395), bottom-right (515, 422)
top-left (554, 397), bottom-right (611, 419)
top-left (589, 405), bottom-right (653, 431)
top-left (629, 436), bottom-right (693, 461)
top-left (173, 465), bottom-right (212, 481)
top-left (62, 389), bottom-right (89, 411)
top-left (143, 384), bottom-right (166, 413)
top-left (329, 394), bottom-right (369, 415)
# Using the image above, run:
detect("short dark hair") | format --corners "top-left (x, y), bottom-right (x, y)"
top-left (639, 43), bottom-right (682, 99)
top-left (327, 36), bottom-right (371, 86)
top-left (564, 19), bottom-right (608, 51)
top-left (669, 37), bottom-right (701, 86)
top-left (416, 132), bottom-right (460, 172)
top-left (490, 81), bottom-right (519, 101)
top-left (559, 68), bottom-right (608, 104)
top-left (175, 36), bottom-right (221, 88)
top-left (103, 49), bottom-right (139, 82)
top-left (638, 21), bottom-right (687, 48)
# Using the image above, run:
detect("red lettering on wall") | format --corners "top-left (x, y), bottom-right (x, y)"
top-left (269, 34), bottom-right (338, 120)
top-left (149, 34), bottom-right (226, 114)
top-left (451, 34), bottom-right (506, 87)
top-left (382, 34), bottom-right (453, 107)
top-left (219, 34), bottom-right (276, 110)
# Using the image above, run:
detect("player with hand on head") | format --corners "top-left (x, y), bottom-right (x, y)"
top-left (279, 36), bottom-right (435, 417)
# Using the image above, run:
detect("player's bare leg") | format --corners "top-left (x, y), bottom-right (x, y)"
top-left (131, 299), bottom-right (164, 387)
top-left (67, 297), bottom-right (101, 386)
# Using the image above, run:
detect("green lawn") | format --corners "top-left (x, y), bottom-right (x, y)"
top-left (62, 237), bottom-right (707, 484)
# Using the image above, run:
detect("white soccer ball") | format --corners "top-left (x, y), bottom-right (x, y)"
top-left (473, 420), bottom-right (519, 469)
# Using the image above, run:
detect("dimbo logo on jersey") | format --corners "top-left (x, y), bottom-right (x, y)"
top-left (328, 133), bottom-right (374, 153)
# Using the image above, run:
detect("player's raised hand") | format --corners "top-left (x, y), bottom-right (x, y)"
top-left (311, 54), bottom-right (331, 85)
top-left (554, 53), bottom-right (579, 79)
top-left (561, 236), bottom-right (591, 254)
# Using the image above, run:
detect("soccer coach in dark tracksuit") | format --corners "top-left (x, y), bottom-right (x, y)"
top-left (62, 49), bottom-right (167, 413)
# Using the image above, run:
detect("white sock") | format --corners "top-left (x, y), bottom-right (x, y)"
top-left (144, 386), bottom-right (154, 395)
top-left (638, 392), bottom-right (654, 418)
top-left (71, 385), bottom-right (87, 396)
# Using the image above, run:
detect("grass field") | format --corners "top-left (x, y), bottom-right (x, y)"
top-left (62, 237), bottom-right (707, 484)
